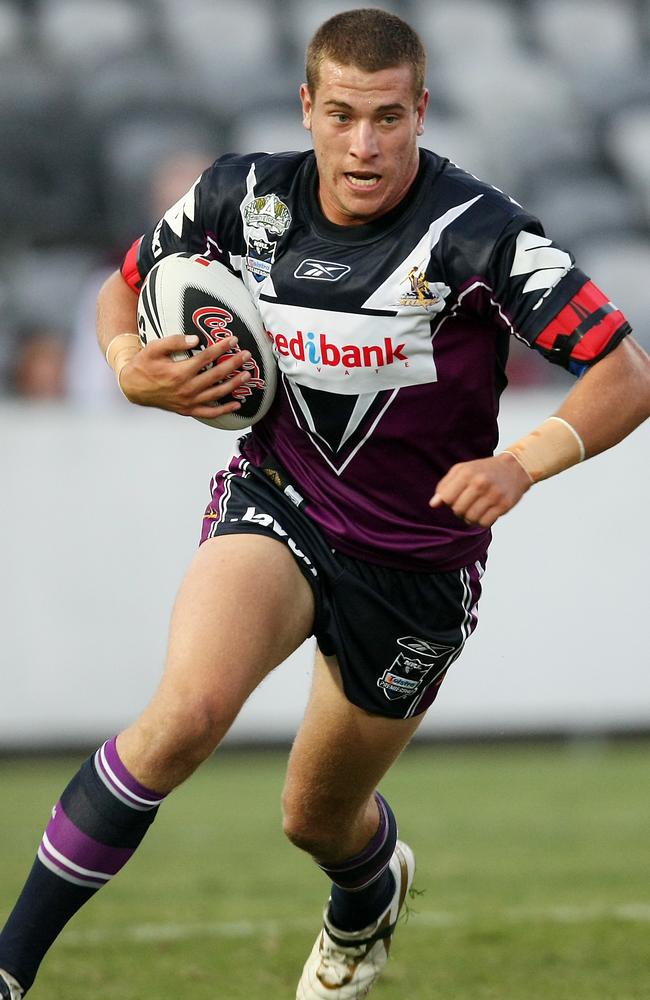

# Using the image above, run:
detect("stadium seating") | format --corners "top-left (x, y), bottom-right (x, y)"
top-left (35, 0), bottom-right (149, 73)
top-left (158, 0), bottom-right (288, 114)
top-left (0, 0), bottom-right (23, 57)
top-left (411, 0), bottom-right (524, 62)
top-left (605, 105), bottom-right (650, 226)
top-left (525, 171), bottom-right (643, 248)
top-left (230, 104), bottom-right (311, 156)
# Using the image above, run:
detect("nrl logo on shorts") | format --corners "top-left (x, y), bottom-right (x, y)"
top-left (378, 636), bottom-right (454, 700)
top-left (244, 193), bottom-right (292, 235)
top-left (398, 267), bottom-right (450, 312)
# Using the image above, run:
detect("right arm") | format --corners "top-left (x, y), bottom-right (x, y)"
top-left (96, 269), bottom-right (250, 420)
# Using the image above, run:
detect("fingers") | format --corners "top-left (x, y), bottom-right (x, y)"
top-left (144, 334), bottom-right (199, 356)
top-left (194, 369), bottom-right (252, 406)
top-left (145, 334), bottom-right (246, 375)
top-left (123, 333), bottom-right (256, 416)
top-left (185, 336), bottom-right (245, 375)
top-left (192, 348), bottom-right (252, 393)
top-left (429, 456), bottom-right (531, 528)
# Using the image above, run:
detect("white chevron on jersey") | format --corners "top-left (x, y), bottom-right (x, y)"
top-left (258, 300), bottom-right (437, 394)
top-left (510, 230), bottom-right (572, 294)
top-left (233, 162), bottom-right (280, 299)
top-left (362, 195), bottom-right (483, 312)
top-left (152, 176), bottom-right (200, 256)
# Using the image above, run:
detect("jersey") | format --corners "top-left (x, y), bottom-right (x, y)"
top-left (121, 148), bottom-right (631, 571)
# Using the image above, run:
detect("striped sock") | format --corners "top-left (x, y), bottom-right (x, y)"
top-left (0, 737), bottom-right (165, 992)
top-left (319, 792), bottom-right (398, 932)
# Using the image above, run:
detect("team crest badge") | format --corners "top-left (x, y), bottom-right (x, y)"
top-left (378, 636), bottom-right (454, 700)
top-left (399, 267), bottom-right (450, 312)
top-left (243, 192), bottom-right (292, 282)
top-left (244, 193), bottom-right (292, 235)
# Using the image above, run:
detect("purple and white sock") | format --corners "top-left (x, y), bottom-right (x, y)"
top-left (318, 792), bottom-right (396, 891)
top-left (37, 737), bottom-right (165, 888)
top-left (318, 792), bottom-right (398, 932)
top-left (0, 736), bottom-right (166, 991)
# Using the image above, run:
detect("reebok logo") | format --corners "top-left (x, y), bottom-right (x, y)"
top-left (268, 329), bottom-right (408, 369)
top-left (294, 259), bottom-right (351, 281)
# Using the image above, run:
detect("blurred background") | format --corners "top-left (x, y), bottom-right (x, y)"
top-left (1, 0), bottom-right (649, 749)
top-left (1, 0), bottom-right (650, 398)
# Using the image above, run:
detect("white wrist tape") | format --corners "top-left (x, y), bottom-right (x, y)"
top-left (502, 416), bottom-right (586, 483)
top-left (105, 333), bottom-right (141, 380)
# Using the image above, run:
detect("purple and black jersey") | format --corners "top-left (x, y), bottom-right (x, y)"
top-left (122, 148), bottom-right (630, 570)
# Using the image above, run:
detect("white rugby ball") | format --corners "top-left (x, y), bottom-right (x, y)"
top-left (136, 253), bottom-right (276, 430)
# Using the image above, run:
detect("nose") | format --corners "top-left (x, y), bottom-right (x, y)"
top-left (349, 120), bottom-right (379, 161)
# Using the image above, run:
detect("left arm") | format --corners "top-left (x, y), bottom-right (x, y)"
top-left (430, 337), bottom-right (650, 527)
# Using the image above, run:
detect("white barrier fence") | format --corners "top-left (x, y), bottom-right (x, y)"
top-left (1, 389), bottom-right (648, 749)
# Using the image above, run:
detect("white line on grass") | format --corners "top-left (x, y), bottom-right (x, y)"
top-left (60, 903), bottom-right (650, 947)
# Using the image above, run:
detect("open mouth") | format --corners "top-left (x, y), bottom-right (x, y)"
top-left (345, 172), bottom-right (381, 188)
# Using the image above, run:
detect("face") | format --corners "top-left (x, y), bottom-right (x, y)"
top-left (300, 59), bottom-right (428, 227)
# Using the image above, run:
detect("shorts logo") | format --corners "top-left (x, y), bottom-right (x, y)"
top-left (378, 636), bottom-right (455, 701)
top-left (294, 259), bottom-right (351, 281)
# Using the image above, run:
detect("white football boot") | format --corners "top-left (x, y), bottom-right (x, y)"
top-left (0, 970), bottom-right (23, 1000)
top-left (296, 840), bottom-right (415, 999)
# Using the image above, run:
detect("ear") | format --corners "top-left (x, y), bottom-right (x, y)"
top-left (416, 88), bottom-right (429, 136)
top-left (300, 83), bottom-right (313, 131)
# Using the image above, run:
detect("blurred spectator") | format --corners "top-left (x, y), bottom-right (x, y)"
top-left (10, 327), bottom-right (68, 399)
top-left (65, 148), bottom-right (215, 407)
top-left (1, 247), bottom-right (99, 400)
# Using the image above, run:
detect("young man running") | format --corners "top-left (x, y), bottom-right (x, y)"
top-left (2, 8), bottom-right (649, 998)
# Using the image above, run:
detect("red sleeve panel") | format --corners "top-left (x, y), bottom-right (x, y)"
top-left (121, 236), bottom-right (144, 293)
top-left (533, 278), bottom-right (631, 375)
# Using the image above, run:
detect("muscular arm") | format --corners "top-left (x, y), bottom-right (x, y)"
top-left (554, 336), bottom-right (650, 457)
top-left (430, 336), bottom-right (650, 527)
top-left (96, 269), bottom-right (251, 419)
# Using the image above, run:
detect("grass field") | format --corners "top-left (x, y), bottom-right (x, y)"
top-left (1, 741), bottom-right (649, 999)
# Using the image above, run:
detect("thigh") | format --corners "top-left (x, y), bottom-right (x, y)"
top-left (284, 649), bottom-right (424, 827)
top-left (164, 532), bottom-right (314, 696)
top-left (119, 533), bottom-right (315, 786)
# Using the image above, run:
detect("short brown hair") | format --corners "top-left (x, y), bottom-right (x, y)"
top-left (306, 8), bottom-right (426, 101)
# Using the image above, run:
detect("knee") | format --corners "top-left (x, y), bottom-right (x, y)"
top-left (130, 698), bottom-right (236, 785)
top-left (281, 789), bottom-right (346, 859)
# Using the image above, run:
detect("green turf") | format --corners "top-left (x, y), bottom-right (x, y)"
top-left (1, 741), bottom-right (649, 998)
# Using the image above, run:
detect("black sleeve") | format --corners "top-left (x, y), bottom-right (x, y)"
top-left (485, 219), bottom-right (631, 376)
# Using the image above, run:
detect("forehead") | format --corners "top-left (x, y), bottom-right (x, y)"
top-left (312, 58), bottom-right (417, 107)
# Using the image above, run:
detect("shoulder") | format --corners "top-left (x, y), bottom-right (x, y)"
top-left (202, 149), bottom-right (313, 191)
top-left (427, 150), bottom-right (534, 228)
top-left (419, 149), bottom-right (543, 277)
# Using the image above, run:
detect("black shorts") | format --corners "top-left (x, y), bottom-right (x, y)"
top-left (199, 455), bottom-right (485, 720)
